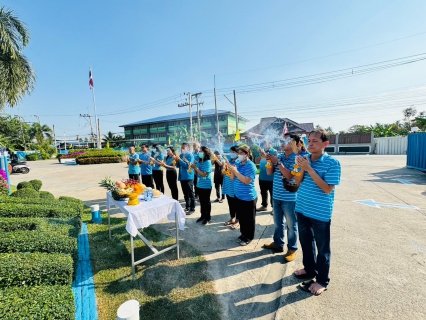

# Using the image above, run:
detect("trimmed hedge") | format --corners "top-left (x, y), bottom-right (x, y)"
top-left (0, 217), bottom-right (80, 236)
top-left (0, 229), bottom-right (77, 255)
top-left (39, 191), bottom-right (55, 200)
top-left (76, 156), bottom-right (121, 165)
top-left (0, 285), bottom-right (75, 320)
top-left (29, 179), bottom-right (42, 191)
top-left (76, 149), bottom-right (123, 159)
top-left (58, 196), bottom-right (84, 208)
top-left (0, 252), bottom-right (73, 287)
top-left (16, 181), bottom-right (34, 190)
top-left (0, 198), bottom-right (83, 217)
top-left (0, 202), bottom-right (80, 218)
top-left (11, 188), bottom-right (40, 199)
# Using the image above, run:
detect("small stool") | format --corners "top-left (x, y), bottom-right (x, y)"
top-left (117, 299), bottom-right (140, 320)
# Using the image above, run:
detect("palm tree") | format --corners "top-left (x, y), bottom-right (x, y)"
top-left (28, 123), bottom-right (52, 145)
top-left (102, 131), bottom-right (123, 148)
top-left (0, 7), bottom-right (36, 111)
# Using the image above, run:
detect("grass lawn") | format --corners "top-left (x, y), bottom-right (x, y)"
top-left (83, 209), bottom-right (222, 320)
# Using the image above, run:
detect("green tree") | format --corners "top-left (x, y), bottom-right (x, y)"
top-left (102, 131), bottom-right (124, 148)
top-left (0, 7), bottom-right (36, 110)
top-left (28, 122), bottom-right (52, 145)
top-left (0, 114), bottom-right (30, 149)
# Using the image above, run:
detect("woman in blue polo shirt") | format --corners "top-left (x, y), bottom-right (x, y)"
top-left (190, 146), bottom-right (213, 225)
top-left (161, 146), bottom-right (178, 200)
top-left (229, 145), bottom-right (258, 246)
top-left (223, 146), bottom-right (239, 229)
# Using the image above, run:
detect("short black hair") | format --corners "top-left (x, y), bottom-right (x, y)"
top-left (230, 145), bottom-right (239, 153)
top-left (141, 144), bottom-right (149, 148)
top-left (308, 129), bottom-right (329, 142)
top-left (200, 146), bottom-right (211, 160)
top-left (181, 142), bottom-right (189, 148)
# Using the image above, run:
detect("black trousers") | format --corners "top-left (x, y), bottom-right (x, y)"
top-left (259, 179), bottom-right (273, 207)
top-left (166, 170), bottom-right (179, 200)
top-left (198, 187), bottom-right (212, 220)
top-left (152, 170), bottom-right (164, 193)
top-left (214, 182), bottom-right (225, 200)
top-left (226, 195), bottom-right (237, 219)
top-left (180, 179), bottom-right (195, 210)
top-left (128, 173), bottom-right (140, 182)
top-left (194, 174), bottom-right (198, 196)
top-left (235, 196), bottom-right (257, 240)
top-left (142, 174), bottom-right (154, 188)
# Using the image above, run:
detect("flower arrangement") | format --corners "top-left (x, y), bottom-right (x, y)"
top-left (221, 164), bottom-right (231, 177)
top-left (99, 177), bottom-right (146, 205)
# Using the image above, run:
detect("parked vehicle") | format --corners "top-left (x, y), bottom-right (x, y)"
top-left (11, 161), bottom-right (30, 174)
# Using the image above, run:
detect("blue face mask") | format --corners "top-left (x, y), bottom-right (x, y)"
top-left (230, 153), bottom-right (237, 159)
top-left (198, 152), bottom-right (205, 159)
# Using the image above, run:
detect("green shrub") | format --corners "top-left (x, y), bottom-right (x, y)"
top-left (0, 230), bottom-right (77, 255)
top-left (0, 285), bottom-right (75, 320)
top-left (58, 196), bottom-right (84, 207)
top-left (29, 179), bottom-right (42, 191)
top-left (0, 202), bottom-right (80, 218)
top-left (76, 149), bottom-right (123, 158)
top-left (76, 156), bottom-right (121, 164)
top-left (0, 252), bottom-right (73, 287)
top-left (40, 151), bottom-right (50, 160)
top-left (16, 181), bottom-right (34, 190)
top-left (11, 188), bottom-right (40, 199)
top-left (39, 191), bottom-right (55, 200)
top-left (0, 197), bottom-right (83, 216)
top-left (25, 153), bottom-right (39, 161)
top-left (0, 217), bottom-right (80, 237)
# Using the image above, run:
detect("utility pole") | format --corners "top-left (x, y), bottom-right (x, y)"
top-left (14, 115), bottom-right (26, 152)
top-left (53, 124), bottom-right (57, 151)
top-left (178, 92), bottom-right (194, 140)
top-left (192, 93), bottom-right (204, 141)
top-left (233, 90), bottom-right (239, 133)
top-left (64, 132), bottom-right (67, 150)
top-left (97, 118), bottom-right (102, 148)
top-left (214, 88), bottom-right (219, 144)
top-left (80, 114), bottom-right (96, 145)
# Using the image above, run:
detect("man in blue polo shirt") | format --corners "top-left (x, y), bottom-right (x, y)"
top-left (138, 144), bottom-right (154, 188)
top-left (263, 134), bottom-right (300, 262)
top-left (192, 142), bottom-right (200, 200)
top-left (293, 129), bottom-right (341, 296)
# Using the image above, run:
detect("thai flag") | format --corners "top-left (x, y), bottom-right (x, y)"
top-left (89, 68), bottom-right (94, 89)
top-left (282, 122), bottom-right (288, 135)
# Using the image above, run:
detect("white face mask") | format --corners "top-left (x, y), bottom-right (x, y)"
top-left (230, 153), bottom-right (237, 159)
top-left (238, 154), bottom-right (246, 161)
top-left (181, 148), bottom-right (188, 154)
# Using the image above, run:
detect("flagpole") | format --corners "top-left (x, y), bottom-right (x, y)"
top-left (90, 67), bottom-right (101, 149)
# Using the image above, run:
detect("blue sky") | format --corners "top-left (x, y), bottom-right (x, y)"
top-left (3, 0), bottom-right (426, 140)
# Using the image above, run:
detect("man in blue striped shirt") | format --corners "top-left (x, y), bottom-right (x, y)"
top-left (263, 134), bottom-right (300, 262)
top-left (293, 129), bottom-right (341, 296)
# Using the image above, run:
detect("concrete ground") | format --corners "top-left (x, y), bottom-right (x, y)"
top-left (10, 155), bottom-right (426, 319)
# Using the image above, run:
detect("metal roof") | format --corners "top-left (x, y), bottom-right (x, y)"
top-left (120, 109), bottom-right (248, 127)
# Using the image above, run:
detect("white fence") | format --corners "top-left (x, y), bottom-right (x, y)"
top-left (374, 136), bottom-right (408, 155)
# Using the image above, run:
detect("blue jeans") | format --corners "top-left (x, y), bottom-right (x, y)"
top-left (297, 212), bottom-right (331, 288)
top-left (273, 199), bottom-right (297, 251)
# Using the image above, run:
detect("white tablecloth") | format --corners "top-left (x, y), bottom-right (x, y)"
top-left (106, 192), bottom-right (186, 237)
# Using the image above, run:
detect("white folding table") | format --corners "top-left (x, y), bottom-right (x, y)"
top-left (106, 192), bottom-right (186, 280)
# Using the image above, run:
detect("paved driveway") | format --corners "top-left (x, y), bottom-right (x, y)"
top-left (10, 156), bottom-right (426, 319)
